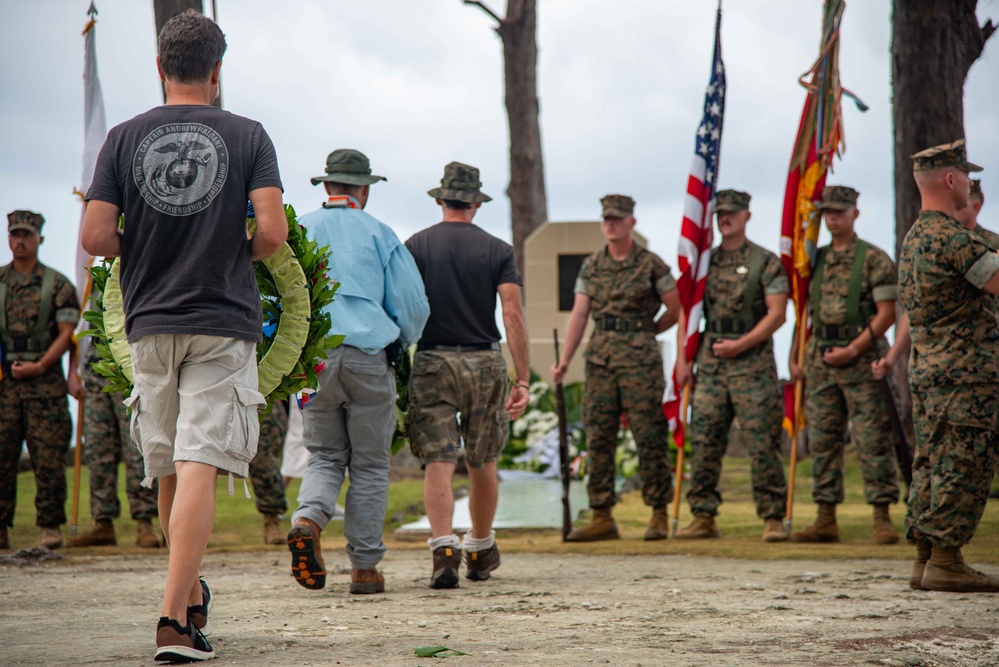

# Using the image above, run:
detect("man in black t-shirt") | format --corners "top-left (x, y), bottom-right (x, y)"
top-left (405, 162), bottom-right (529, 589)
top-left (82, 11), bottom-right (287, 662)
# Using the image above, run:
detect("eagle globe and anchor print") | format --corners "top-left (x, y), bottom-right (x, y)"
top-left (133, 123), bottom-right (228, 216)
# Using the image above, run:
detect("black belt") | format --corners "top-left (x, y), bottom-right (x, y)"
top-left (705, 318), bottom-right (749, 335)
top-left (417, 342), bottom-right (500, 352)
top-left (595, 316), bottom-right (655, 333)
top-left (815, 324), bottom-right (863, 342)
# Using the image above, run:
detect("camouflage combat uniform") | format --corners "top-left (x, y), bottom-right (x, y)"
top-left (576, 244), bottom-right (676, 510)
top-left (900, 210), bottom-right (999, 549)
top-left (0, 259), bottom-right (79, 529)
top-left (81, 351), bottom-right (158, 521)
top-left (687, 241), bottom-right (788, 519)
top-left (249, 405), bottom-right (288, 517)
top-left (803, 236), bottom-right (900, 506)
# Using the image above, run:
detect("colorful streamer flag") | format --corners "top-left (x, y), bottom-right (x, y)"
top-left (663, 5), bottom-right (726, 447)
top-left (74, 2), bottom-right (108, 367)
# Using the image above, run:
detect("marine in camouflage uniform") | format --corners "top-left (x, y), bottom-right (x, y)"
top-left (553, 194), bottom-right (679, 542)
top-left (0, 210), bottom-right (79, 550)
top-left (250, 404), bottom-right (289, 544)
top-left (674, 190), bottom-right (789, 542)
top-left (66, 348), bottom-right (162, 548)
top-left (791, 186), bottom-right (901, 545)
top-left (900, 141), bottom-right (999, 592)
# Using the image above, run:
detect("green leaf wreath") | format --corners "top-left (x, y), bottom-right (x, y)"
top-left (81, 204), bottom-right (342, 409)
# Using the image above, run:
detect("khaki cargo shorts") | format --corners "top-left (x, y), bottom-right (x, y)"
top-left (126, 334), bottom-right (265, 479)
top-left (407, 350), bottom-right (510, 469)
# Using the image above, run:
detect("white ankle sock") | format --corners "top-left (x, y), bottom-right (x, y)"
top-left (461, 530), bottom-right (495, 552)
top-left (428, 534), bottom-right (461, 552)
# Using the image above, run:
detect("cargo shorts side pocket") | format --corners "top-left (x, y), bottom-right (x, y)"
top-left (122, 394), bottom-right (143, 455)
top-left (409, 358), bottom-right (443, 407)
top-left (225, 385), bottom-right (267, 463)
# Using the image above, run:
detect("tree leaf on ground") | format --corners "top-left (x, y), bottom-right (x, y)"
top-left (413, 645), bottom-right (469, 658)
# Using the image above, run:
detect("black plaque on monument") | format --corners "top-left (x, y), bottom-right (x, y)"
top-left (558, 254), bottom-right (588, 312)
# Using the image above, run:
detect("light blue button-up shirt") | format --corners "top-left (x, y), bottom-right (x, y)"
top-left (298, 196), bottom-right (429, 355)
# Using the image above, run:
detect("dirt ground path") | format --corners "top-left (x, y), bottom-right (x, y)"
top-left (3, 549), bottom-right (999, 666)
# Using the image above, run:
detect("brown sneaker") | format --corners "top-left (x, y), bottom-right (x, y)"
top-left (263, 514), bottom-right (284, 546)
top-left (349, 567), bottom-right (385, 594)
top-left (465, 544), bottom-right (501, 581)
top-left (67, 519), bottom-right (117, 548)
top-left (1, 526), bottom-right (11, 550)
top-left (910, 540), bottom-right (931, 590)
top-left (565, 508), bottom-right (620, 542)
top-left (40, 527), bottom-right (62, 550)
top-left (154, 616), bottom-right (214, 663)
top-left (872, 504), bottom-right (900, 545)
top-left (288, 520), bottom-right (326, 590)
top-left (187, 577), bottom-right (214, 636)
top-left (643, 507), bottom-right (669, 541)
top-left (430, 546), bottom-right (462, 589)
top-left (921, 547), bottom-right (999, 593)
top-left (675, 512), bottom-right (721, 539)
top-left (790, 503), bottom-right (839, 543)
top-left (136, 519), bottom-right (163, 548)
top-left (762, 518), bottom-right (786, 543)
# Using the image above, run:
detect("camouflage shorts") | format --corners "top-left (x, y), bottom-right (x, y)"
top-left (407, 350), bottom-right (510, 469)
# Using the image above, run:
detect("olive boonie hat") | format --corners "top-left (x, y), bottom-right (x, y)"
top-left (7, 210), bottom-right (44, 235)
top-left (601, 194), bottom-right (635, 218)
top-left (311, 148), bottom-right (387, 186)
top-left (816, 185), bottom-right (860, 211)
top-left (715, 189), bottom-right (751, 212)
top-left (970, 179), bottom-right (983, 198)
top-left (428, 162), bottom-right (492, 204)
top-left (911, 139), bottom-right (983, 173)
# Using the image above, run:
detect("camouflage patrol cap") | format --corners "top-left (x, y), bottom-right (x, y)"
top-left (911, 139), bottom-right (983, 173)
top-left (816, 185), bottom-right (860, 211)
top-left (311, 148), bottom-right (386, 186)
top-left (7, 210), bottom-right (44, 235)
top-left (601, 194), bottom-right (635, 218)
top-left (715, 189), bottom-right (751, 212)
top-left (970, 179), bottom-right (983, 199)
top-left (428, 162), bottom-right (492, 204)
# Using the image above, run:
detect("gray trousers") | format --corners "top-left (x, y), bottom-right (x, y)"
top-left (292, 346), bottom-right (395, 570)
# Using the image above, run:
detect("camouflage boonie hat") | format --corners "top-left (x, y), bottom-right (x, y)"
top-left (911, 139), bottom-right (983, 173)
top-left (427, 162), bottom-right (492, 204)
top-left (601, 194), bottom-right (635, 218)
top-left (311, 148), bottom-right (386, 186)
top-left (7, 210), bottom-right (44, 235)
top-left (970, 179), bottom-right (983, 198)
top-left (816, 185), bottom-right (860, 211)
top-left (715, 189), bottom-right (751, 212)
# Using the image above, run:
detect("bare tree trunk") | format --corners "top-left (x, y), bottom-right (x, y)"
top-left (890, 0), bottom-right (994, 449)
top-left (153, 0), bottom-right (222, 109)
top-left (466, 0), bottom-right (548, 277)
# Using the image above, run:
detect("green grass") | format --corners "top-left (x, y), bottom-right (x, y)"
top-left (7, 450), bottom-right (999, 563)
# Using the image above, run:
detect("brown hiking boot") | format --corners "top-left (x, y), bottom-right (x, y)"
top-left (0, 526), bottom-right (9, 550)
top-left (263, 514), bottom-right (284, 545)
top-left (921, 547), bottom-right (999, 592)
top-left (910, 540), bottom-right (931, 590)
top-left (675, 512), bottom-right (721, 539)
top-left (40, 527), bottom-right (62, 549)
top-left (67, 519), bottom-right (117, 548)
top-left (872, 504), bottom-right (900, 544)
top-left (762, 518), bottom-right (786, 543)
top-left (136, 519), bottom-right (163, 548)
top-left (430, 545), bottom-right (462, 589)
top-left (288, 519), bottom-right (326, 590)
top-left (644, 507), bottom-right (669, 541)
top-left (565, 508), bottom-right (620, 542)
top-left (350, 567), bottom-right (385, 594)
top-left (790, 503), bottom-right (839, 543)
top-left (465, 544), bottom-right (501, 581)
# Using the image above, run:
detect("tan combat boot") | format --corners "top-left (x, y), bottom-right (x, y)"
top-left (644, 507), bottom-right (670, 541)
top-left (263, 514), bottom-right (285, 545)
top-left (66, 519), bottom-right (117, 547)
top-left (789, 503), bottom-right (839, 543)
top-left (921, 547), bottom-right (999, 592)
top-left (40, 527), bottom-right (63, 549)
top-left (565, 508), bottom-right (620, 542)
top-left (910, 540), bottom-right (931, 590)
top-left (675, 512), bottom-right (721, 539)
top-left (872, 503), bottom-right (900, 545)
top-left (762, 518), bottom-right (786, 543)
top-left (136, 519), bottom-right (163, 548)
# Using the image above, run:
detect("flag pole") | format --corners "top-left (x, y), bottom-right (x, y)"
top-left (671, 384), bottom-right (691, 537)
top-left (785, 313), bottom-right (808, 538)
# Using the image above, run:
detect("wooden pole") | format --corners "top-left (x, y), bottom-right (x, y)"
top-left (670, 384), bottom-right (692, 537)
top-left (784, 314), bottom-right (808, 538)
top-left (70, 398), bottom-right (85, 535)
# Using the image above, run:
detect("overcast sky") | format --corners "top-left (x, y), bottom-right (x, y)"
top-left (2, 0), bottom-right (998, 379)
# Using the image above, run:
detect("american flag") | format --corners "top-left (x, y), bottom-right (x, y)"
top-left (664, 6), bottom-right (726, 446)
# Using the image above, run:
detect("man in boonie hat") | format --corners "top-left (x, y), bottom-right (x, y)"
top-left (288, 148), bottom-right (429, 596)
